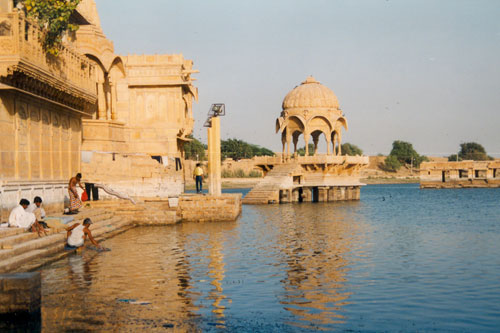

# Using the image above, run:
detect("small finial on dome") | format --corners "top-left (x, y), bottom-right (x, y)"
top-left (302, 76), bottom-right (318, 84)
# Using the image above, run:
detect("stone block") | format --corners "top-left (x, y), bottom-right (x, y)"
top-left (0, 272), bottom-right (41, 315)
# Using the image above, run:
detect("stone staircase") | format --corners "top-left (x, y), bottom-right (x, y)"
top-left (0, 208), bottom-right (133, 273)
top-left (243, 163), bottom-right (302, 204)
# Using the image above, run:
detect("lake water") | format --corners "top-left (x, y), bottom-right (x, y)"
top-left (38, 184), bottom-right (500, 332)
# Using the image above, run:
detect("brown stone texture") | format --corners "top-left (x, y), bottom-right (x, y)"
top-left (420, 160), bottom-right (500, 188)
top-left (177, 194), bottom-right (242, 222)
top-left (0, 272), bottom-right (41, 314)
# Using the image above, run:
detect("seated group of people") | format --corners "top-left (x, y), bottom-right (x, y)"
top-left (8, 197), bottom-right (47, 236)
top-left (7, 192), bottom-right (102, 249)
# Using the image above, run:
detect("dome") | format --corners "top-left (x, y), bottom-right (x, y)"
top-left (282, 76), bottom-right (339, 110)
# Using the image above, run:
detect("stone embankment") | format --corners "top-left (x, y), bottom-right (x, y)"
top-left (0, 208), bottom-right (133, 274)
top-left (0, 193), bottom-right (242, 275)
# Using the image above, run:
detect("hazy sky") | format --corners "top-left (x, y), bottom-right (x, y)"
top-left (95, 0), bottom-right (500, 156)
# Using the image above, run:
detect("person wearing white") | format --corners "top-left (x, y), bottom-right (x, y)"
top-left (67, 224), bottom-right (85, 247)
top-left (9, 199), bottom-right (36, 229)
top-left (26, 196), bottom-right (46, 221)
top-left (66, 218), bottom-right (102, 249)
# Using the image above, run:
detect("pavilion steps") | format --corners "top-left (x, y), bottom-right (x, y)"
top-left (243, 162), bottom-right (304, 204)
top-left (0, 209), bottom-right (133, 273)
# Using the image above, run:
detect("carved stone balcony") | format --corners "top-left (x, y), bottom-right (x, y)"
top-left (0, 12), bottom-right (97, 115)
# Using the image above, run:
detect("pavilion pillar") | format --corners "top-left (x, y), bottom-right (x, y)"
top-left (286, 134), bottom-right (291, 158)
top-left (326, 135), bottom-right (331, 155)
top-left (304, 132), bottom-right (310, 156)
top-left (313, 136), bottom-right (319, 156)
top-left (207, 116), bottom-right (222, 196)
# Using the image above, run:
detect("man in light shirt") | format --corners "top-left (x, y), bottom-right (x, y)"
top-left (9, 199), bottom-right (45, 236)
top-left (26, 196), bottom-right (46, 222)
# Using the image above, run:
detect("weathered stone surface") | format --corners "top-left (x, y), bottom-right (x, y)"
top-left (420, 160), bottom-right (500, 188)
top-left (0, 272), bottom-right (41, 314)
top-left (177, 194), bottom-right (242, 222)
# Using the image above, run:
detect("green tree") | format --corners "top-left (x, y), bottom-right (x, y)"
top-left (341, 143), bottom-right (363, 156)
top-left (23, 0), bottom-right (81, 55)
top-left (456, 142), bottom-right (493, 161)
top-left (388, 140), bottom-right (427, 167)
top-left (297, 143), bottom-right (315, 156)
top-left (183, 135), bottom-right (206, 160)
top-left (221, 139), bottom-right (273, 160)
top-left (447, 154), bottom-right (461, 162)
top-left (383, 155), bottom-right (402, 172)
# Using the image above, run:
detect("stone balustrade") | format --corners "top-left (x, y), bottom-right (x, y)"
top-left (253, 154), bottom-right (369, 166)
top-left (0, 12), bottom-right (96, 108)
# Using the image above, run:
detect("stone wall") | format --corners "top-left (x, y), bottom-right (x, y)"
top-left (0, 92), bottom-right (81, 182)
top-left (81, 151), bottom-right (185, 198)
top-left (0, 272), bottom-right (41, 315)
top-left (177, 194), bottom-right (242, 222)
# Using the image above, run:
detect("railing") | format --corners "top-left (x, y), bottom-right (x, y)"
top-left (253, 154), bottom-right (369, 165)
top-left (0, 12), bottom-right (95, 95)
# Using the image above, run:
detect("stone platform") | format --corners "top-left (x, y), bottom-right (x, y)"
top-left (243, 155), bottom-right (368, 204)
top-left (177, 193), bottom-right (242, 222)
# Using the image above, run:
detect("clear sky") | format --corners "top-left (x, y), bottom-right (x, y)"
top-left (95, 0), bottom-right (500, 156)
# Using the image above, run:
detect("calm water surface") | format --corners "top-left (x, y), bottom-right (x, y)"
top-left (39, 184), bottom-right (500, 332)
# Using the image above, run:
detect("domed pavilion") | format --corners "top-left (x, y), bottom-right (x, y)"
top-left (276, 76), bottom-right (348, 156)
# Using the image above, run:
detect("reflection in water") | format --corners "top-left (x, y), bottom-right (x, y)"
top-left (39, 200), bottom-right (367, 331)
top-left (42, 228), bottom-right (201, 331)
top-left (36, 186), bottom-right (500, 331)
top-left (176, 220), bottom-right (236, 328)
top-left (261, 202), bottom-right (367, 330)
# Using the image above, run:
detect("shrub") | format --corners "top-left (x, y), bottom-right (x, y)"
top-left (383, 155), bottom-right (401, 172)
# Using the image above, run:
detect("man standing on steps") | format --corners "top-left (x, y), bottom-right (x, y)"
top-left (193, 163), bottom-right (204, 193)
top-left (66, 218), bottom-right (103, 250)
top-left (68, 173), bottom-right (84, 214)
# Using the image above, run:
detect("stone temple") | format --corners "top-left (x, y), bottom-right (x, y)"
top-left (0, 0), bottom-right (197, 218)
top-left (243, 76), bottom-right (369, 204)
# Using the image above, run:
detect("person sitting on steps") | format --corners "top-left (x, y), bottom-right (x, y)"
top-left (9, 199), bottom-right (46, 236)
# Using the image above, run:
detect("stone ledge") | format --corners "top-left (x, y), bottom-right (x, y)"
top-left (177, 194), bottom-right (242, 222)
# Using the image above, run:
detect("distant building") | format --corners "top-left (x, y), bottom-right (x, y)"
top-left (420, 161), bottom-right (500, 188)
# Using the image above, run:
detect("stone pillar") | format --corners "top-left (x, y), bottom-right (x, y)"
top-left (304, 132), bottom-right (310, 156)
top-left (110, 81), bottom-right (117, 120)
top-left (313, 136), bottom-right (319, 156)
top-left (208, 117), bottom-right (221, 196)
top-left (326, 136), bottom-right (331, 155)
top-left (97, 81), bottom-right (107, 120)
top-left (328, 187), bottom-right (335, 201)
top-left (286, 133), bottom-right (291, 158)
top-left (302, 188), bottom-right (312, 202)
top-left (280, 190), bottom-right (291, 203)
top-left (292, 189), bottom-right (299, 202)
top-left (318, 187), bottom-right (328, 202)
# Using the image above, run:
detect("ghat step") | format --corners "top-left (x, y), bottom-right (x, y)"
top-left (0, 209), bottom-right (132, 274)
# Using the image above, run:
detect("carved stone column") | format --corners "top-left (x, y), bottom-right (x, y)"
top-left (304, 132), bottom-right (310, 156)
top-left (313, 136), bottom-right (319, 156)
top-left (326, 135), bottom-right (331, 155)
top-left (97, 81), bottom-right (106, 120)
top-left (110, 81), bottom-right (117, 120)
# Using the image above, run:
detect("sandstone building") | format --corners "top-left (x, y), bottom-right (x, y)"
top-left (0, 0), bottom-right (197, 218)
top-left (420, 160), bottom-right (500, 188)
